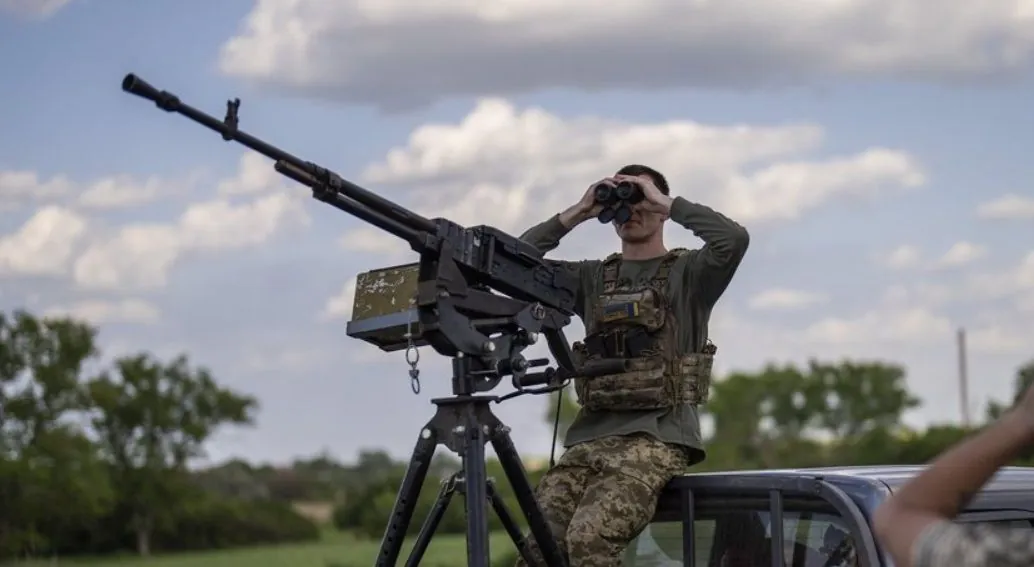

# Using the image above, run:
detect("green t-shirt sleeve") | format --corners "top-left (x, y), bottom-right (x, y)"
top-left (519, 215), bottom-right (601, 319)
top-left (519, 214), bottom-right (570, 254)
top-left (668, 197), bottom-right (750, 307)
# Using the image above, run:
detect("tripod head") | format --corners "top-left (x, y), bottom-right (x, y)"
top-left (120, 73), bottom-right (627, 398)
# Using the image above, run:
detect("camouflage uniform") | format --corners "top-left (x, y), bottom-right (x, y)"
top-left (913, 520), bottom-right (1034, 567)
top-left (517, 251), bottom-right (711, 567)
top-left (516, 433), bottom-right (692, 567)
top-left (515, 198), bottom-right (749, 567)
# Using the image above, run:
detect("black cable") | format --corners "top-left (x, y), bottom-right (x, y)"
top-left (549, 387), bottom-right (564, 468)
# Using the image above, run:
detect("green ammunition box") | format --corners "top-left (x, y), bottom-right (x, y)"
top-left (345, 262), bottom-right (427, 352)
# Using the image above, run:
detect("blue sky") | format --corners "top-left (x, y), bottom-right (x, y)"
top-left (2, 0), bottom-right (1034, 466)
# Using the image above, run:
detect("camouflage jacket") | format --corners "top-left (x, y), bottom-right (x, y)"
top-left (914, 521), bottom-right (1034, 566)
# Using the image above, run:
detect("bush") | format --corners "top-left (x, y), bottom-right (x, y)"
top-left (154, 496), bottom-right (320, 552)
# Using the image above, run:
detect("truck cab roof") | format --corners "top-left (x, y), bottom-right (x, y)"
top-left (691, 464), bottom-right (1034, 493)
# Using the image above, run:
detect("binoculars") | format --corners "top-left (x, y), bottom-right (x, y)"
top-left (593, 181), bottom-right (644, 224)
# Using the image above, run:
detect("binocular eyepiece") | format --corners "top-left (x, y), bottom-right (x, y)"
top-left (593, 181), bottom-right (644, 225)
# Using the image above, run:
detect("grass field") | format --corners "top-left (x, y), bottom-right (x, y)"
top-left (13, 531), bottom-right (517, 567)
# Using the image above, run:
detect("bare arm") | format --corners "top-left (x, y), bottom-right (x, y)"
top-left (874, 410), bottom-right (1034, 567)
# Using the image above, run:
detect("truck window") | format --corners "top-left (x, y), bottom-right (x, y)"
top-left (625, 505), bottom-right (858, 566)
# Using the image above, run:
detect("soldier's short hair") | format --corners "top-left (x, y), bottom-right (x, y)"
top-left (616, 164), bottom-right (670, 195)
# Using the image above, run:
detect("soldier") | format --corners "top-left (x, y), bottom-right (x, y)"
top-left (874, 380), bottom-right (1034, 566)
top-left (516, 164), bottom-right (750, 566)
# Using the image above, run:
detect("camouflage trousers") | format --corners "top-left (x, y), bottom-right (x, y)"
top-left (515, 433), bottom-right (692, 567)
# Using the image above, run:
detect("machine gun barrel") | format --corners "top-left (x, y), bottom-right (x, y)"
top-left (122, 72), bottom-right (581, 372)
top-left (120, 73), bottom-right (436, 247)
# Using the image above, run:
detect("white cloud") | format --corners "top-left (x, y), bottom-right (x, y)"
top-left (748, 288), bottom-right (828, 311)
top-left (0, 167), bottom-right (190, 211)
top-left (0, 156), bottom-right (309, 292)
top-left (934, 241), bottom-right (987, 268)
top-left (339, 99), bottom-right (924, 259)
top-left (0, 170), bottom-right (72, 210)
top-left (220, 0), bottom-right (1034, 108)
top-left (0, 206), bottom-right (88, 277)
top-left (976, 193), bottom-right (1034, 219)
top-left (803, 307), bottom-right (954, 346)
top-left (73, 225), bottom-right (182, 291)
top-left (964, 250), bottom-right (1034, 300)
top-left (881, 282), bottom-right (956, 309)
top-left (77, 175), bottom-right (168, 210)
top-left (241, 343), bottom-right (340, 372)
top-left (324, 277), bottom-right (357, 320)
top-left (0, 0), bottom-right (72, 19)
top-left (882, 244), bottom-right (922, 269)
top-left (74, 193), bottom-right (310, 291)
top-left (179, 193), bottom-right (308, 250)
top-left (217, 152), bottom-right (291, 197)
top-left (967, 324), bottom-right (1029, 355)
top-left (1017, 292), bottom-right (1034, 312)
top-left (339, 227), bottom-right (406, 255)
top-left (45, 299), bottom-right (161, 325)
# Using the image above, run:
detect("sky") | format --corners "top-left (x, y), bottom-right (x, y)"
top-left (2, 0), bottom-right (1034, 467)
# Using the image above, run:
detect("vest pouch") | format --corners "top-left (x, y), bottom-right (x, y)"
top-left (670, 353), bottom-right (715, 405)
top-left (572, 342), bottom-right (590, 404)
top-left (581, 357), bottom-right (670, 411)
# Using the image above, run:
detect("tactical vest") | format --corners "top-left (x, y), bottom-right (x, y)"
top-left (572, 248), bottom-right (717, 412)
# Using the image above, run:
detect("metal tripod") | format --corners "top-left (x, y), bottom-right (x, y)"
top-left (374, 355), bottom-right (567, 567)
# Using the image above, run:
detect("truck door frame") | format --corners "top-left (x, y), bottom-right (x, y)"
top-left (662, 474), bottom-right (882, 567)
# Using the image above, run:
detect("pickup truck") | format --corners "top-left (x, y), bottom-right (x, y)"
top-left (624, 465), bottom-right (1034, 566)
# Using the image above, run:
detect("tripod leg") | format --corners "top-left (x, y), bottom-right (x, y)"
top-left (487, 479), bottom-right (536, 566)
top-left (463, 424), bottom-right (492, 567)
top-left (490, 431), bottom-right (567, 567)
top-left (404, 475), bottom-right (459, 567)
top-left (375, 425), bottom-right (439, 567)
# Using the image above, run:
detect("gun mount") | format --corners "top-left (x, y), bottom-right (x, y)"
top-left (120, 73), bottom-right (633, 567)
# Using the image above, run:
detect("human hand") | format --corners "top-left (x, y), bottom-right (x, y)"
top-left (566, 179), bottom-right (611, 224)
top-left (614, 174), bottom-right (673, 214)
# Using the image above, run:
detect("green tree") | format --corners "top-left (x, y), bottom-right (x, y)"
top-left (808, 360), bottom-right (919, 438)
top-left (701, 371), bottom-right (769, 469)
top-left (698, 359), bottom-right (919, 470)
top-left (86, 353), bottom-right (258, 556)
top-left (986, 359), bottom-right (1034, 421)
top-left (0, 310), bottom-right (113, 558)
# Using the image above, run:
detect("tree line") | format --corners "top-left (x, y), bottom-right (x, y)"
top-left (3, 307), bottom-right (1033, 561)
top-left (0, 310), bottom-right (317, 560)
top-left (547, 358), bottom-right (1034, 470)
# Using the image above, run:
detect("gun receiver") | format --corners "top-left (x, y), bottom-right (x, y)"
top-left (120, 73), bottom-right (580, 390)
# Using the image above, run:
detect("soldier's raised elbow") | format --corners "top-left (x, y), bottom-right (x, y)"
top-left (730, 225), bottom-right (750, 254)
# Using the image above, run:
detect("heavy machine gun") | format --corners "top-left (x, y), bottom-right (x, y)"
top-left (120, 74), bottom-right (629, 567)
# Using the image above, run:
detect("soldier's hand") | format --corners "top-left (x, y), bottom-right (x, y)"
top-left (558, 180), bottom-right (608, 228)
top-left (615, 173), bottom-right (674, 214)
top-left (576, 179), bottom-right (612, 218)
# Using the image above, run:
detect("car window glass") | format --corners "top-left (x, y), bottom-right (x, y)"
top-left (625, 506), bottom-right (858, 566)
